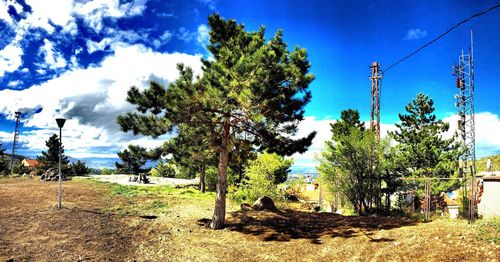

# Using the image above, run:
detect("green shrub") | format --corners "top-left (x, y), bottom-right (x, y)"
top-left (101, 168), bottom-right (113, 175)
top-left (282, 175), bottom-right (306, 200)
top-left (205, 166), bottom-right (218, 191)
top-left (150, 160), bottom-right (178, 177)
top-left (234, 152), bottom-right (293, 203)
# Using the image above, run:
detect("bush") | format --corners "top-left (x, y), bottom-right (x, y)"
top-left (150, 160), bottom-right (178, 177)
top-left (101, 168), bottom-right (113, 175)
top-left (282, 175), bottom-right (306, 200)
top-left (234, 152), bottom-right (293, 203)
top-left (205, 166), bottom-right (218, 191)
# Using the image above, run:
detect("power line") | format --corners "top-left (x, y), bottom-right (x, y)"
top-left (384, 3), bottom-right (500, 73)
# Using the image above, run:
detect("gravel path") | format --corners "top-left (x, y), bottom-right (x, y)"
top-left (82, 174), bottom-right (199, 187)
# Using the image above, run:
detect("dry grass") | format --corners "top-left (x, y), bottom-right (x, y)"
top-left (0, 177), bottom-right (498, 261)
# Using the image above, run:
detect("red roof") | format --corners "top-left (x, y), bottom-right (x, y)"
top-left (25, 159), bottom-right (39, 167)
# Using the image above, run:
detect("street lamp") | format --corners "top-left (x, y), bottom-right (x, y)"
top-left (56, 118), bottom-right (66, 209)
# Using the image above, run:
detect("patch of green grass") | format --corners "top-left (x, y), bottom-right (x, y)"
top-left (72, 177), bottom-right (112, 185)
top-left (110, 184), bottom-right (215, 200)
top-left (111, 185), bottom-right (176, 196)
top-left (106, 184), bottom-right (216, 216)
top-left (475, 217), bottom-right (500, 244)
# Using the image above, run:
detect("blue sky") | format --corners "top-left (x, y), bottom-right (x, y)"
top-left (0, 0), bottom-right (499, 171)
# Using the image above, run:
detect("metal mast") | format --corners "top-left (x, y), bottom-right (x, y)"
top-left (370, 62), bottom-right (382, 140)
top-left (452, 30), bottom-right (476, 221)
top-left (10, 111), bottom-right (22, 174)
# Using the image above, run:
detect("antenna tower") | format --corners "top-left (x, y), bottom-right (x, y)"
top-left (452, 30), bottom-right (476, 221)
top-left (370, 62), bottom-right (382, 140)
top-left (10, 111), bottom-right (22, 174)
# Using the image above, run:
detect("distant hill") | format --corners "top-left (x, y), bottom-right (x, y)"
top-left (476, 154), bottom-right (500, 172)
top-left (3, 153), bottom-right (26, 160)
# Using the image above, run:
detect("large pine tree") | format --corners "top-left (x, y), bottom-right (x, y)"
top-left (390, 93), bottom-right (460, 194)
top-left (118, 14), bottom-right (316, 229)
top-left (37, 134), bottom-right (69, 171)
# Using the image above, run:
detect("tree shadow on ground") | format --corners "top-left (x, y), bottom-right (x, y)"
top-left (219, 209), bottom-right (416, 244)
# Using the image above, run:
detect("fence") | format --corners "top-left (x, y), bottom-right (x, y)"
top-left (397, 177), bottom-right (478, 221)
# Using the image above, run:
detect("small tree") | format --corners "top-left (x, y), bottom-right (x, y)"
top-left (235, 152), bottom-right (293, 203)
top-left (37, 134), bottom-right (69, 171)
top-left (318, 128), bottom-right (382, 215)
top-left (0, 142), bottom-right (7, 174)
top-left (318, 109), bottom-right (389, 214)
top-left (115, 145), bottom-right (148, 174)
top-left (101, 168), bottom-right (113, 175)
top-left (70, 160), bottom-right (90, 176)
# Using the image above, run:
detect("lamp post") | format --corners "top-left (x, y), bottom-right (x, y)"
top-left (56, 118), bottom-right (66, 209)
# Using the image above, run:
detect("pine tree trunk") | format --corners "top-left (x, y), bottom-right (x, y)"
top-left (199, 164), bottom-right (206, 193)
top-left (211, 122), bottom-right (230, 229)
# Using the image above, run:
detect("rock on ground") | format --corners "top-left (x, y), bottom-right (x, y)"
top-left (252, 196), bottom-right (278, 211)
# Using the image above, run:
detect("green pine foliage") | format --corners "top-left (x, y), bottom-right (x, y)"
top-left (36, 134), bottom-right (69, 171)
top-left (390, 93), bottom-right (461, 194)
top-left (160, 124), bottom-right (217, 191)
top-left (318, 109), bottom-right (401, 214)
top-left (330, 109), bottom-right (365, 140)
top-left (115, 145), bottom-right (148, 175)
top-left (70, 160), bottom-right (90, 176)
top-left (117, 14), bottom-right (315, 229)
top-left (318, 126), bottom-right (382, 214)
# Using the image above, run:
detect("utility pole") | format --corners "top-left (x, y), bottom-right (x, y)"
top-left (369, 62), bottom-right (382, 140)
top-left (452, 30), bottom-right (476, 222)
top-left (10, 111), bottom-right (21, 174)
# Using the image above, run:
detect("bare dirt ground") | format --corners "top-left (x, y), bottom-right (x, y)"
top-left (1, 177), bottom-right (498, 262)
top-left (0, 177), bottom-right (146, 261)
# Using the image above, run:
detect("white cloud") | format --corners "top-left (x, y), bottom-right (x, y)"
top-left (405, 28), bottom-right (427, 40)
top-left (74, 0), bottom-right (148, 33)
top-left (86, 30), bottom-right (149, 54)
top-left (39, 39), bottom-right (67, 70)
top-left (291, 116), bottom-right (334, 168)
top-left (0, 2), bottom-right (14, 25)
top-left (153, 31), bottom-right (173, 49)
top-left (177, 27), bottom-right (196, 42)
top-left (0, 44), bottom-right (202, 158)
top-left (0, 43), bottom-right (23, 77)
top-left (0, 131), bottom-right (12, 142)
top-left (22, 0), bottom-right (77, 34)
top-left (443, 112), bottom-right (500, 157)
top-left (197, 24), bottom-right (210, 48)
top-left (7, 80), bottom-right (22, 88)
top-left (198, 0), bottom-right (217, 10)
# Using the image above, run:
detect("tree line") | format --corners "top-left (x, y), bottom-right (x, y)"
top-left (318, 94), bottom-right (460, 215)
